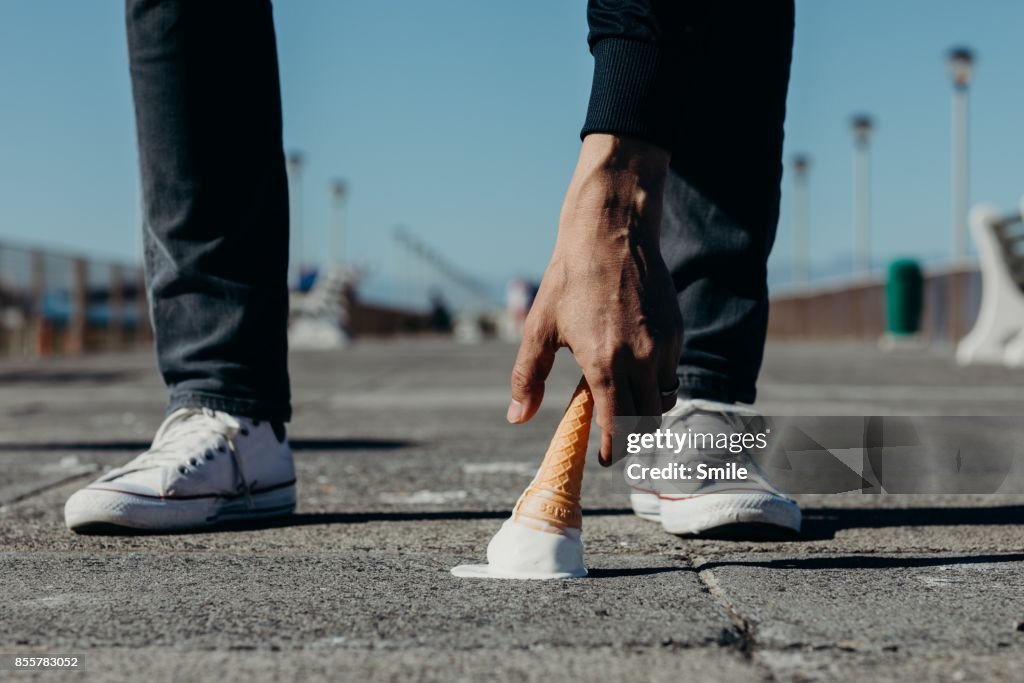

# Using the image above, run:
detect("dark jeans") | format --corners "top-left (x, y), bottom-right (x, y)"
top-left (127, 0), bottom-right (292, 421)
top-left (126, 0), bottom-right (792, 420)
top-left (660, 2), bottom-right (794, 404)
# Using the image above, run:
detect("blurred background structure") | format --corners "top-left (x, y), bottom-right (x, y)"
top-left (770, 39), bottom-right (981, 346)
top-left (2, 1), bottom-right (1024, 356)
top-left (0, 241), bottom-right (150, 357)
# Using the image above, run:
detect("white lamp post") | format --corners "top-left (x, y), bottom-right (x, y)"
top-left (947, 47), bottom-right (974, 263)
top-left (791, 154), bottom-right (811, 286)
top-left (850, 114), bottom-right (874, 276)
top-left (329, 179), bottom-right (347, 268)
top-left (287, 151), bottom-right (305, 287)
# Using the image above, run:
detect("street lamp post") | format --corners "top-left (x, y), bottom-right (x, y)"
top-left (791, 155), bottom-right (811, 286)
top-left (329, 179), bottom-right (347, 268)
top-left (850, 114), bottom-right (874, 277)
top-left (287, 151), bottom-right (305, 287)
top-left (947, 47), bottom-right (974, 263)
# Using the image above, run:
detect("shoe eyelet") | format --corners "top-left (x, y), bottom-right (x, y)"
top-left (218, 446), bottom-right (226, 453)
top-left (178, 465), bottom-right (187, 474)
top-left (189, 458), bottom-right (198, 466)
top-left (253, 420), bottom-right (261, 427)
top-left (206, 452), bottom-right (215, 461)
top-left (240, 429), bottom-right (250, 436)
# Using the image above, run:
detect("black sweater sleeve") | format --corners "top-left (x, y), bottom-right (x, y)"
top-left (581, 0), bottom-right (683, 148)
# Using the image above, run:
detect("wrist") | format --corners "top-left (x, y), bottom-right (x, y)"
top-left (559, 134), bottom-right (669, 242)
top-left (579, 133), bottom-right (669, 180)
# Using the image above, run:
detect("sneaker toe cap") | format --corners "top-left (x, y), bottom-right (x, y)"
top-left (64, 488), bottom-right (117, 530)
top-left (64, 486), bottom-right (160, 531)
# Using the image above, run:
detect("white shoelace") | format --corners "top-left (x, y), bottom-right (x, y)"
top-left (129, 407), bottom-right (253, 508)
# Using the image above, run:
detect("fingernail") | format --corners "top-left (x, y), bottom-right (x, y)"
top-left (506, 400), bottom-right (525, 424)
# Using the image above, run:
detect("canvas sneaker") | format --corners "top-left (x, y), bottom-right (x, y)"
top-left (628, 399), bottom-right (800, 536)
top-left (65, 407), bottom-right (296, 532)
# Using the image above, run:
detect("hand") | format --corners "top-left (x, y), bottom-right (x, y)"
top-left (507, 133), bottom-right (683, 465)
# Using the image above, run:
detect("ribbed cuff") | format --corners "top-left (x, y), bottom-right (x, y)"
top-left (581, 38), bottom-right (670, 148)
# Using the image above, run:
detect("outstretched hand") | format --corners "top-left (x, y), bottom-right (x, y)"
top-left (507, 133), bottom-right (683, 465)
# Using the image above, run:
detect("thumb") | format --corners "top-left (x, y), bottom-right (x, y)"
top-left (508, 327), bottom-right (557, 424)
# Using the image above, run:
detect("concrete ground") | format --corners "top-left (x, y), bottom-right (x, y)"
top-left (2, 339), bottom-right (1024, 682)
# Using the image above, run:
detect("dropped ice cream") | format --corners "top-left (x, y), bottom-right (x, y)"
top-left (451, 377), bottom-right (593, 580)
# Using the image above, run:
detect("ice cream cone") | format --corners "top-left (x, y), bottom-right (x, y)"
top-left (451, 377), bottom-right (594, 580)
top-left (511, 376), bottom-right (593, 533)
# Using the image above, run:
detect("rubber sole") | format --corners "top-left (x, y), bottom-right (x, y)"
top-left (659, 492), bottom-right (801, 536)
top-left (629, 492), bottom-right (661, 522)
top-left (64, 484), bottom-right (297, 533)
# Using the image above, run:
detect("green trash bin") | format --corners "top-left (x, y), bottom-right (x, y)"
top-left (886, 259), bottom-right (924, 336)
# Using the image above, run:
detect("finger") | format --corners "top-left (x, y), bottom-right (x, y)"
top-left (631, 368), bottom-right (662, 419)
top-left (657, 347), bottom-right (681, 413)
top-left (508, 325), bottom-right (557, 425)
top-left (586, 368), bottom-right (636, 467)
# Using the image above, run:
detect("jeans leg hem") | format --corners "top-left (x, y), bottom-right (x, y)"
top-left (677, 373), bottom-right (756, 405)
top-left (167, 392), bottom-right (292, 423)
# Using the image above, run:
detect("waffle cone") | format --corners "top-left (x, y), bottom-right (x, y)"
top-left (512, 377), bottom-right (593, 533)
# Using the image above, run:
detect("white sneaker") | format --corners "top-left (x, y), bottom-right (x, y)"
top-left (629, 399), bottom-right (801, 537)
top-left (65, 408), bottom-right (296, 532)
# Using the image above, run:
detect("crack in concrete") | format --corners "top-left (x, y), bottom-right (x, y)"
top-left (689, 552), bottom-right (774, 679)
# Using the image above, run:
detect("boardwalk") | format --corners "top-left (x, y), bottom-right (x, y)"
top-left (2, 339), bottom-right (1024, 681)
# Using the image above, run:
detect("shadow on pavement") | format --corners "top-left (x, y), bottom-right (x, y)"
top-left (0, 369), bottom-right (135, 384)
top-left (585, 566), bottom-right (689, 579)
top-left (71, 506), bottom-right (1024, 539)
top-left (695, 552), bottom-right (1024, 571)
top-left (800, 505), bottom-right (1024, 541)
top-left (0, 438), bottom-right (416, 452)
top-left (211, 508), bottom-right (637, 531)
top-left (72, 508), bottom-right (637, 535)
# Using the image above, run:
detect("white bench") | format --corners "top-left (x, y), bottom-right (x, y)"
top-left (288, 265), bottom-right (354, 350)
top-left (956, 202), bottom-right (1024, 366)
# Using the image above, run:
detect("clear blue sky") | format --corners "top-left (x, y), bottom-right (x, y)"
top-left (2, 1), bottom-right (1023, 303)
